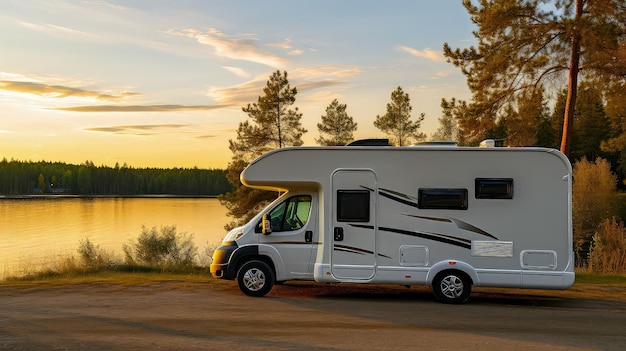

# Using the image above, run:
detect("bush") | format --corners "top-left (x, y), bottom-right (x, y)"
top-left (122, 225), bottom-right (198, 271)
top-left (589, 218), bottom-right (626, 274)
top-left (78, 238), bottom-right (114, 271)
top-left (572, 157), bottom-right (617, 266)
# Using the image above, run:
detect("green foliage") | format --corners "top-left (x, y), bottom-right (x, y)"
top-left (123, 226), bottom-right (197, 270)
top-left (374, 86), bottom-right (425, 146)
top-left (588, 217), bottom-right (626, 274)
top-left (237, 70), bottom-right (306, 152)
top-left (37, 173), bottom-right (46, 192)
top-left (571, 83), bottom-right (611, 161)
top-left (506, 87), bottom-right (552, 147)
top-left (444, 0), bottom-right (626, 154)
top-left (2, 227), bottom-right (219, 281)
top-left (572, 157), bottom-right (617, 265)
top-left (316, 99), bottom-right (358, 146)
top-left (221, 70), bottom-right (306, 230)
top-left (0, 158), bottom-right (230, 196)
top-left (432, 98), bottom-right (461, 142)
top-left (78, 238), bottom-right (114, 271)
top-left (600, 82), bottom-right (626, 180)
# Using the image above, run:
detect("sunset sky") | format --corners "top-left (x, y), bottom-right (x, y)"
top-left (1, 1), bottom-right (475, 169)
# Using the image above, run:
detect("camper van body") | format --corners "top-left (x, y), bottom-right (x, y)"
top-left (210, 145), bottom-right (574, 303)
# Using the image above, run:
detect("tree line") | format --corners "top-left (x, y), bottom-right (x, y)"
top-left (0, 159), bottom-right (231, 196)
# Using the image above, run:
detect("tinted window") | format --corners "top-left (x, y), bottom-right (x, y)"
top-left (475, 178), bottom-right (514, 199)
top-left (418, 188), bottom-right (468, 210)
top-left (337, 190), bottom-right (370, 222)
top-left (257, 195), bottom-right (312, 232)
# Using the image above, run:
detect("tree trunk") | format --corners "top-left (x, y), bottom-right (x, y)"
top-left (560, 0), bottom-right (584, 157)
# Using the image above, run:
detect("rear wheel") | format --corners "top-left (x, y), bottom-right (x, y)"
top-left (432, 271), bottom-right (471, 304)
top-left (237, 260), bottom-right (275, 297)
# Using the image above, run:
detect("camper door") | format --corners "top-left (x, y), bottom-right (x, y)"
top-left (331, 169), bottom-right (377, 280)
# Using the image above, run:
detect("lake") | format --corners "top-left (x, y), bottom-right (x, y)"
top-left (0, 197), bottom-right (230, 277)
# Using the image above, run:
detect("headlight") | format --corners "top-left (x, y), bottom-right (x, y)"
top-left (223, 227), bottom-right (244, 242)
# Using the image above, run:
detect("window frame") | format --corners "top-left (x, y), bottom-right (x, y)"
top-left (475, 178), bottom-right (514, 199)
top-left (336, 189), bottom-right (370, 222)
top-left (417, 188), bottom-right (468, 210)
top-left (256, 195), bottom-right (312, 233)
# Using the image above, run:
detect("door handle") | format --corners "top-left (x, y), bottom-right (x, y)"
top-left (334, 227), bottom-right (344, 241)
top-left (305, 230), bottom-right (313, 243)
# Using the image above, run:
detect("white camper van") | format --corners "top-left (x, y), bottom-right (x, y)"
top-left (210, 141), bottom-right (575, 303)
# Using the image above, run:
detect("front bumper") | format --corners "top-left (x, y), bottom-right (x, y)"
top-left (210, 241), bottom-right (238, 279)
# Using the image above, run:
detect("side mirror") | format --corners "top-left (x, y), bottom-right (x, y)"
top-left (262, 214), bottom-right (272, 235)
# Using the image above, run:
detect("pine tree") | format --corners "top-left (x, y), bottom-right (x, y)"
top-left (220, 70), bottom-right (307, 230)
top-left (374, 86), bottom-right (425, 146)
top-left (570, 83), bottom-right (611, 161)
top-left (432, 98), bottom-right (460, 142)
top-left (444, 0), bottom-right (626, 155)
top-left (506, 87), bottom-right (551, 147)
top-left (316, 99), bottom-right (358, 146)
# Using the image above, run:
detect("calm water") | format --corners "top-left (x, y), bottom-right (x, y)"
top-left (0, 197), bottom-right (229, 276)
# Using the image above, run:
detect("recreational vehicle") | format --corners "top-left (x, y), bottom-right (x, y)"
top-left (210, 141), bottom-right (574, 303)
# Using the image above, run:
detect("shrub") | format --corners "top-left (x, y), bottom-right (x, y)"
top-left (78, 238), bottom-right (115, 271)
top-left (572, 157), bottom-right (617, 266)
top-left (589, 218), bottom-right (626, 274)
top-left (122, 225), bottom-right (198, 271)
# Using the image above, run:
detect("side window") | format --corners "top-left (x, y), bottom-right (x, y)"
top-left (258, 195), bottom-right (312, 232)
top-left (418, 188), bottom-right (468, 210)
top-left (337, 190), bottom-right (370, 222)
top-left (475, 178), bottom-right (514, 199)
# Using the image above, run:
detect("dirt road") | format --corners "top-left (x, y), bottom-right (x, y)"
top-left (1, 280), bottom-right (625, 350)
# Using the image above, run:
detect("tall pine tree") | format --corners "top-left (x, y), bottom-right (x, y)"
top-left (374, 86), bottom-right (425, 146)
top-left (316, 99), bottom-right (358, 146)
top-left (444, 0), bottom-right (626, 155)
top-left (220, 70), bottom-right (307, 230)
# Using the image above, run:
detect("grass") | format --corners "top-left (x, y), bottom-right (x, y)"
top-left (1, 270), bottom-right (215, 288)
top-left (2, 269), bottom-right (625, 301)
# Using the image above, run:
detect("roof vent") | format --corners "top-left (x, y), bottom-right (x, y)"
top-left (479, 139), bottom-right (496, 148)
top-left (346, 139), bottom-right (390, 146)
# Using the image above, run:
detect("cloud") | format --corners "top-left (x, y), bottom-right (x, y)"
top-left (194, 135), bottom-right (217, 139)
top-left (207, 65), bottom-right (362, 105)
top-left (171, 28), bottom-right (288, 68)
top-left (398, 46), bottom-right (446, 62)
top-left (266, 39), bottom-right (293, 49)
top-left (222, 66), bottom-right (252, 78)
top-left (86, 124), bottom-right (189, 135)
top-left (18, 20), bottom-right (95, 39)
top-left (0, 80), bottom-right (138, 100)
top-left (54, 104), bottom-right (226, 112)
top-left (288, 49), bottom-right (304, 56)
top-left (292, 65), bottom-right (362, 79)
top-left (84, 0), bottom-right (127, 10)
top-left (429, 70), bottom-right (454, 80)
top-left (207, 78), bottom-right (266, 105)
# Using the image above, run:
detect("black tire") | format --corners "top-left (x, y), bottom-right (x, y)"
top-left (236, 260), bottom-right (275, 297)
top-left (432, 270), bottom-right (471, 304)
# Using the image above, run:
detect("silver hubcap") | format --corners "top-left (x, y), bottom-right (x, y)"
top-left (440, 275), bottom-right (464, 299)
top-left (243, 268), bottom-right (266, 292)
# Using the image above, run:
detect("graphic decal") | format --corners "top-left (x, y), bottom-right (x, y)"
top-left (330, 186), bottom-right (500, 257)
top-left (378, 187), bottom-right (499, 240)
top-left (350, 224), bottom-right (471, 250)
top-left (407, 215), bottom-right (498, 239)
top-left (333, 243), bottom-right (391, 259)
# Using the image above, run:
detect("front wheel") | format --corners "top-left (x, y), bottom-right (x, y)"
top-left (237, 260), bottom-right (275, 297)
top-left (432, 271), bottom-right (471, 304)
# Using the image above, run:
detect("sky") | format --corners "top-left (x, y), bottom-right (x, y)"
top-left (0, 0), bottom-right (476, 169)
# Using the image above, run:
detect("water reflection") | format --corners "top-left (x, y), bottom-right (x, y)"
top-left (0, 198), bottom-right (228, 276)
